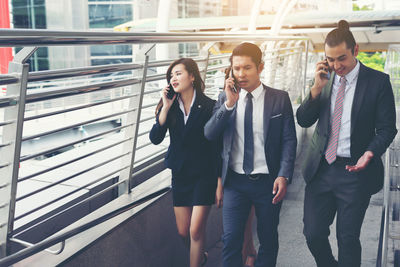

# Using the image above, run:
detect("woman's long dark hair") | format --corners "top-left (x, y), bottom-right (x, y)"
top-left (155, 58), bottom-right (205, 115)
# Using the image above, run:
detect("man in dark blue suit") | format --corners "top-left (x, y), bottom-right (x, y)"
top-left (297, 20), bottom-right (397, 267)
top-left (204, 42), bottom-right (297, 267)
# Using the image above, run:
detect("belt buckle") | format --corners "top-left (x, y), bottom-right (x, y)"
top-left (247, 174), bottom-right (260, 180)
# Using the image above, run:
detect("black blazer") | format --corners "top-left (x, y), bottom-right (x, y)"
top-left (149, 92), bottom-right (218, 177)
top-left (296, 63), bottom-right (397, 195)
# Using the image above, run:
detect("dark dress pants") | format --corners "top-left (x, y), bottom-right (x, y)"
top-left (222, 170), bottom-right (282, 267)
top-left (303, 158), bottom-right (371, 267)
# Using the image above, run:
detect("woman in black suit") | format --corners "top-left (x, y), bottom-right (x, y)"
top-left (149, 58), bottom-right (218, 267)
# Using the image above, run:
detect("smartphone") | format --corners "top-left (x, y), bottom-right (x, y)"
top-left (230, 68), bottom-right (239, 93)
top-left (321, 59), bottom-right (331, 80)
top-left (166, 83), bottom-right (176, 99)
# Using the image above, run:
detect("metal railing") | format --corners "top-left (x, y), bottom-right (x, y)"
top-left (377, 44), bottom-right (400, 267)
top-left (0, 29), bottom-right (309, 264)
top-left (0, 186), bottom-right (171, 267)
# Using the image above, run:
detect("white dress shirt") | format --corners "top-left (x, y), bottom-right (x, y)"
top-left (178, 90), bottom-right (196, 125)
top-left (229, 83), bottom-right (269, 174)
top-left (327, 60), bottom-right (360, 157)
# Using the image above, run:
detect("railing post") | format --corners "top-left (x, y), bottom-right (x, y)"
top-left (379, 149), bottom-right (391, 267)
top-left (118, 44), bottom-right (155, 195)
top-left (0, 47), bottom-right (37, 258)
top-left (302, 39), bottom-right (309, 102)
top-left (200, 42), bottom-right (214, 83)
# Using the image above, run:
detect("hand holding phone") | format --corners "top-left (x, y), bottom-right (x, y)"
top-left (224, 67), bottom-right (240, 108)
top-left (321, 59), bottom-right (331, 80)
top-left (230, 69), bottom-right (239, 93)
top-left (166, 83), bottom-right (176, 99)
top-left (311, 60), bottom-right (331, 99)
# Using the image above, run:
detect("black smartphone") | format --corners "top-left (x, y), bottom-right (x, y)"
top-left (321, 59), bottom-right (331, 80)
top-left (230, 68), bottom-right (239, 93)
top-left (166, 83), bottom-right (176, 99)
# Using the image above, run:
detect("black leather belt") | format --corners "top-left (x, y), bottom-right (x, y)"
top-left (228, 169), bottom-right (268, 180)
top-left (323, 156), bottom-right (352, 164)
top-left (335, 156), bottom-right (352, 162)
top-left (247, 174), bottom-right (264, 180)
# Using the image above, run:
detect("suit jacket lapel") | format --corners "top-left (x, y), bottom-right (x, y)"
top-left (263, 85), bottom-right (273, 142)
top-left (320, 73), bottom-right (335, 134)
top-left (351, 63), bottom-right (367, 135)
top-left (183, 93), bottom-right (202, 136)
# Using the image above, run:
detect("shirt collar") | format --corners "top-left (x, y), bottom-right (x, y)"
top-left (240, 82), bottom-right (264, 100)
top-left (178, 89), bottom-right (196, 112)
top-left (335, 60), bottom-right (360, 85)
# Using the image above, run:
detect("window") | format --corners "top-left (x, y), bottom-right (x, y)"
top-left (89, 3), bottom-right (132, 28)
top-left (12, 0), bottom-right (49, 71)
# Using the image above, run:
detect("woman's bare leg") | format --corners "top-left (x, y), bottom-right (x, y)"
top-left (174, 206), bottom-right (193, 249)
top-left (189, 205), bottom-right (211, 267)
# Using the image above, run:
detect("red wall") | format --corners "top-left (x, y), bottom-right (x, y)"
top-left (0, 0), bottom-right (13, 74)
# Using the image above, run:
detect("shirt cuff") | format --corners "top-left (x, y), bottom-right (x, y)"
top-left (224, 101), bottom-right (235, 110)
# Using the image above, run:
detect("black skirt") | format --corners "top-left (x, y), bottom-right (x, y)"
top-left (171, 166), bottom-right (217, 207)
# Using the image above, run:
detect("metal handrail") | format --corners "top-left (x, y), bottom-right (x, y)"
top-left (140, 115), bottom-right (156, 124)
top-left (15, 156), bottom-right (166, 236)
top-left (146, 56), bottom-right (207, 68)
top-left (16, 152), bottom-right (131, 202)
top-left (377, 149), bottom-right (391, 267)
top-left (0, 163), bottom-right (11, 169)
top-left (0, 186), bottom-right (171, 267)
top-left (0, 120), bottom-right (15, 127)
top-left (24, 93), bottom-right (139, 121)
top-left (18, 138), bottom-right (132, 182)
top-left (25, 78), bottom-right (140, 104)
top-left (0, 75), bottom-right (19, 85)
top-left (28, 63), bottom-right (143, 82)
top-left (9, 238), bottom-right (65, 255)
top-left (20, 123), bottom-right (134, 162)
top-left (15, 164), bottom-right (131, 221)
top-left (143, 88), bottom-right (163, 95)
top-left (0, 29), bottom-right (308, 47)
top-left (0, 96), bottom-right (18, 108)
top-left (133, 148), bottom-right (168, 168)
top-left (0, 56), bottom-right (210, 88)
top-left (141, 102), bottom-right (159, 109)
top-left (0, 142), bottom-right (12, 149)
top-left (12, 172), bottom-right (127, 238)
top-left (136, 141), bottom-right (154, 151)
top-left (207, 64), bottom-right (231, 72)
top-left (0, 78), bottom-right (140, 109)
top-left (137, 130), bottom-right (151, 138)
top-left (209, 54), bottom-right (231, 60)
top-left (0, 183), bottom-right (10, 190)
top-left (22, 107), bottom-right (137, 141)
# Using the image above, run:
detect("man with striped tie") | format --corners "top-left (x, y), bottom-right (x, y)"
top-left (296, 20), bottom-right (397, 267)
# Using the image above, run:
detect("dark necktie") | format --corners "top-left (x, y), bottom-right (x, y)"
top-left (325, 76), bottom-right (347, 164)
top-left (243, 93), bottom-right (254, 175)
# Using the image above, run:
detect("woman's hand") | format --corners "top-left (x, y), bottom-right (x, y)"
top-left (161, 85), bottom-right (176, 109)
top-left (158, 85), bottom-right (176, 126)
top-left (215, 177), bottom-right (223, 208)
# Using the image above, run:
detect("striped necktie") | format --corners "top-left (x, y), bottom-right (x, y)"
top-left (325, 76), bottom-right (347, 164)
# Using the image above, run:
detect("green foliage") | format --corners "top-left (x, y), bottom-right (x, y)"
top-left (357, 52), bottom-right (386, 72)
top-left (353, 3), bottom-right (373, 11)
